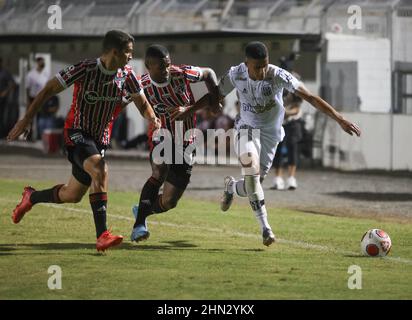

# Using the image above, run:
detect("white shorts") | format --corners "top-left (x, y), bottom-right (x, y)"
top-left (234, 124), bottom-right (284, 178)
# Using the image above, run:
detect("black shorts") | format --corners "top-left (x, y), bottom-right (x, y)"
top-left (150, 141), bottom-right (194, 190)
top-left (65, 129), bottom-right (106, 186)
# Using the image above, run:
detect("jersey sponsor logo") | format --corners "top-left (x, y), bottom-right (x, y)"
top-left (84, 90), bottom-right (120, 105)
top-left (241, 101), bottom-right (276, 114)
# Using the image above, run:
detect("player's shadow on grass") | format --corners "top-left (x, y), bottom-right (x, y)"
top-left (188, 187), bottom-right (222, 191)
top-left (0, 240), bottom-right (200, 254)
top-left (0, 243), bottom-right (97, 252)
top-left (343, 254), bottom-right (369, 258)
top-left (327, 192), bottom-right (412, 202)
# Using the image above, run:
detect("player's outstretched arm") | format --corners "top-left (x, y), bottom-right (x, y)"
top-left (169, 92), bottom-right (219, 121)
top-left (200, 67), bottom-right (220, 111)
top-left (130, 92), bottom-right (161, 130)
top-left (7, 77), bottom-right (64, 141)
top-left (295, 85), bottom-right (361, 137)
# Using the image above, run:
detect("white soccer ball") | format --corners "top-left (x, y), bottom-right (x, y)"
top-left (360, 229), bottom-right (392, 257)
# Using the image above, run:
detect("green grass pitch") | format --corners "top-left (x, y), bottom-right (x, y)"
top-left (0, 178), bottom-right (411, 299)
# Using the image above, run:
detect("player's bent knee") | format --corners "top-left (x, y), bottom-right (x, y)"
top-left (87, 159), bottom-right (108, 182)
top-left (63, 192), bottom-right (84, 203)
top-left (71, 194), bottom-right (84, 203)
top-left (151, 165), bottom-right (168, 182)
top-left (239, 153), bottom-right (260, 176)
top-left (163, 197), bottom-right (179, 210)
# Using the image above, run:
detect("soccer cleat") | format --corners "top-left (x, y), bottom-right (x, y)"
top-left (220, 176), bottom-right (235, 212)
top-left (286, 176), bottom-right (297, 190)
top-left (270, 176), bottom-right (285, 190)
top-left (130, 205), bottom-right (150, 242)
top-left (12, 186), bottom-right (35, 224)
top-left (96, 229), bottom-right (123, 252)
top-left (262, 228), bottom-right (276, 247)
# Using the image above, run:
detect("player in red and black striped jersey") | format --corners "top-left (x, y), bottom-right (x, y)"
top-left (130, 44), bottom-right (220, 242)
top-left (7, 30), bottom-right (161, 252)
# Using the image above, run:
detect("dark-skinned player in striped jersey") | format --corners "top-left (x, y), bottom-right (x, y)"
top-left (130, 44), bottom-right (220, 242)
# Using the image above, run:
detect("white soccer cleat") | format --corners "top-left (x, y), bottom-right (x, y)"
top-left (220, 176), bottom-right (235, 212)
top-left (262, 228), bottom-right (276, 247)
top-left (270, 176), bottom-right (285, 190)
top-left (286, 176), bottom-right (297, 190)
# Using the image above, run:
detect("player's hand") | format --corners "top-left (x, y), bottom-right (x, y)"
top-left (338, 118), bottom-right (361, 137)
top-left (7, 117), bottom-right (32, 141)
top-left (150, 117), bottom-right (161, 130)
top-left (169, 106), bottom-right (192, 122)
top-left (209, 102), bottom-right (223, 116)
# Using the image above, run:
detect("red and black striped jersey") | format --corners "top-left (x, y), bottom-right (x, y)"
top-left (140, 65), bottom-right (203, 145)
top-left (56, 58), bottom-right (142, 145)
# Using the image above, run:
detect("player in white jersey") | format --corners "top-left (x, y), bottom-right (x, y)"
top-left (218, 42), bottom-right (361, 246)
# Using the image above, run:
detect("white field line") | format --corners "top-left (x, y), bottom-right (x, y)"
top-left (1, 198), bottom-right (412, 265)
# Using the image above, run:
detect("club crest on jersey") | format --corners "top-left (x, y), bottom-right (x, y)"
top-left (154, 103), bottom-right (168, 115)
top-left (114, 69), bottom-right (127, 90)
top-left (262, 84), bottom-right (272, 97)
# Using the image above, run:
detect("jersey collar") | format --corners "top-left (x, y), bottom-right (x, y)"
top-left (148, 73), bottom-right (171, 88)
top-left (97, 58), bottom-right (117, 75)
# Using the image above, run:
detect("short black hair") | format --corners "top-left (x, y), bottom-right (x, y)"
top-left (103, 30), bottom-right (134, 53)
top-left (245, 41), bottom-right (268, 60)
top-left (145, 44), bottom-right (169, 60)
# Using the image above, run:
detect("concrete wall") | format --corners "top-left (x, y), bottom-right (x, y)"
top-left (322, 112), bottom-right (412, 171)
top-left (326, 33), bottom-right (391, 114)
top-left (393, 16), bottom-right (412, 63)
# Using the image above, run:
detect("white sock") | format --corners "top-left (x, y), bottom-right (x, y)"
top-left (231, 178), bottom-right (247, 197)
top-left (244, 175), bottom-right (271, 231)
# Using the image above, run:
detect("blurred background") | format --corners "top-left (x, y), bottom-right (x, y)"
top-left (0, 0), bottom-right (411, 171)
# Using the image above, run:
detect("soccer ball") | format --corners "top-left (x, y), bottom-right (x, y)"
top-left (360, 229), bottom-right (392, 257)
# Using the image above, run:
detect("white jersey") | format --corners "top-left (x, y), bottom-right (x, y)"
top-left (219, 63), bottom-right (300, 140)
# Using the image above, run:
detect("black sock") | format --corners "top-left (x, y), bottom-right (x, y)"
top-left (152, 194), bottom-right (167, 214)
top-left (133, 177), bottom-right (161, 228)
top-left (30, 184), bottom-right (64, 204)
top-left (90, 192), bottom-right (107, 238)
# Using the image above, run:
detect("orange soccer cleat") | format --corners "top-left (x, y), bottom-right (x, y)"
top-left (12, 186), bottom-right (35, 224)
top-left (96, 229), bottom-right (123, 252)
